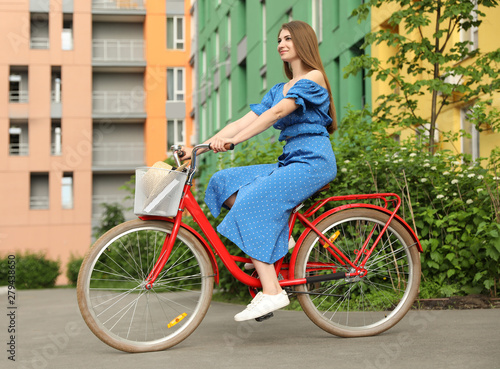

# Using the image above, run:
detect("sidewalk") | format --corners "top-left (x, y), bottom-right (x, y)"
top-left (1, 289), bottom-right (499, 369)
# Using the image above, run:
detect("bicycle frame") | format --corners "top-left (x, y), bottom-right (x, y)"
top-left (140, 182), bottom-right (422, 291)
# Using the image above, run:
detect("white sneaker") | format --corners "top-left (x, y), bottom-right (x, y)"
top-left (234, 291), bottom-right (290, 322)
top-left (244, 237), bottom-right (296, 270)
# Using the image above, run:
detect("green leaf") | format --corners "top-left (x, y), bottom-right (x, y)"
top-left (484, 279), bottom-right (496, 290)
top-left (445, 253), bottom-right (455, 262)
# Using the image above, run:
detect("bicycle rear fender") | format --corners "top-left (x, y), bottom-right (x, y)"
top-left (291, 204), bottom-right (423, 269)
top-left (139, 216), bottom-right (219, 284)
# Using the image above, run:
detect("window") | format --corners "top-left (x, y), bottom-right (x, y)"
top-left (201, 48), bottom-right (207, 80)
top-left (415, 123), bottom-right (439, 147)
top-left (30, 173), bottom-right (49, 210)
top-left (167, 16), bottom-right (185, 49)
top-left (62, 173), bottom-right (73, 209)
top-left (167, 68), bottom-right (185, 101)
top-left (215, 29), bottom-right (220, 63)
top-left (51, 67), bottom-right (62, 103)
top-left (30, 13), bottom-right (49, 49)
top-left (461, 107), bottom-right (480, 161)
top-left (311, 0), bottom-right (323, 43)
top-left (227, 76), bottom-right (232, 121)
top-left (9, 121), bottom-right (29, 156)
top-left (461, 0), bottom-right (478, 52)
top-left (62, 15), bottom-right (73, 51)
top-left (51, 120), bottom-right (62, 156)
top-left (227, 12), bottom-right (231, 47)
top-left (9, 67), bottom-right (28, 103)
top-left (167, 119), bottom-right (185, 148)
top-left (201, 103), bottom-right (207, 141)
top-left (215, 89), bottom-right (220, 130)
top-left (261, 0), bottom-right (266, 65)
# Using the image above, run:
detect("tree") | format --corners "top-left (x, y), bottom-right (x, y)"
top-left (345, 0), bottom-right (500, 154)
top-left (93, 202), bottom-right (125, 239)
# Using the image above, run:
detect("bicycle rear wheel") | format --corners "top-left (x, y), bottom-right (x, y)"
top-left (295, 208), bottom-right (420, 337)
top-left (77, 219), bottom-right (214, 352)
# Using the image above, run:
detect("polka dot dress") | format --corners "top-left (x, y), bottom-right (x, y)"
top-left (204, 79), bottom-right (337, 264)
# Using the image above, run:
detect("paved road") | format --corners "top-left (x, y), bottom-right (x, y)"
top-left (1, 288), bottom-right (499, 369)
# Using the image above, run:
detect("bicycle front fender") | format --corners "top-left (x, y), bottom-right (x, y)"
top-left (290, 204), bottom-right (423, 276)
top-left (139, 216), bottom-right (220, 284)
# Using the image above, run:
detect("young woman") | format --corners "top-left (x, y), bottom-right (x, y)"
top-left (184, 20), bottom-right (337, 321)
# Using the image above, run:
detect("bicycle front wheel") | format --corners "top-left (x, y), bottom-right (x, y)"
top-left (77, 219), bottom-right (214, 352)
top-left (295, 208), bottom-right (421, 337)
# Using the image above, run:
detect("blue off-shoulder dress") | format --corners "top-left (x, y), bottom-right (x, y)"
top-left (204, 79), bottom-right (337, 264)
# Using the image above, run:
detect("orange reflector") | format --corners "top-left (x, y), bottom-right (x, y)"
top-left (324, 230), bottom-right (340, 248)
top-left (168, 313), bottom-right (187, 328)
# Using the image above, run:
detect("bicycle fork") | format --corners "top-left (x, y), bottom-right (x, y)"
top-left (143, 194), bottom-right (187, 290)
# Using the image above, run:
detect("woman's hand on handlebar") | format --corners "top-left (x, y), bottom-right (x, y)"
top-left (210, 137), bottom-right (233, 153)
top-left (179, 146), bottom-right (193, 161)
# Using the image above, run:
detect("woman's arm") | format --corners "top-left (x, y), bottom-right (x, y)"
top-left (211, 111), bottom-right (259, 140)
top-left (180, 111), bottom-right (259, 159)
top-left (210, 98), bottom-right (298, 151)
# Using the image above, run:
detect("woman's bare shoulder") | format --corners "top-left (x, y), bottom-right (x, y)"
top-left (304, 70), bottom-right (327, 89)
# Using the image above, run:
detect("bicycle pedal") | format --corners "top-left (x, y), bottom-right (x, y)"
top-left (255, 312), bottom-right (274, 322)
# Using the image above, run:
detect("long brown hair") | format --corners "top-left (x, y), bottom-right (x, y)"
top-left (279, 20), bottom-right (337, 133)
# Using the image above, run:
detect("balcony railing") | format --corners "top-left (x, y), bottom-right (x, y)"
top-left (51, 143), bottom-right (62, 156)
top-left (92, 39), bottom-right (144, 62)
top-left (9, 91), bottom-right (29, 103)
top-left (51, 90), bottom-right (62, 103)
top-left (92, 142), bottom-right (144, 166)
top-left (92, 0), bottom-right (145, 11)
top-left (9, 143), bottom-right (29, 156)
top-left (92, 91), bottom-right (145, 114)
top-left (30, 37), bottom-right (50, 49)
top-left (30, 196), bottom-right (49, 209)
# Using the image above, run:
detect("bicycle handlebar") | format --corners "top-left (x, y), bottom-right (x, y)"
top-left (173, 142), bottom-right (234, 185)
top-left (177, 142), bottom-right (234, 159)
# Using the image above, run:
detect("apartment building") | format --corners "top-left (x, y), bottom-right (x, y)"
top-left (194, 0), bottom-right (370, 181)
top-left (0, 0), bottom-right (193, 283)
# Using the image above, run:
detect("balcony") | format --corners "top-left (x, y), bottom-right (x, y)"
top-left (92, 39), bottom-right (145, 67)
top-left (92, 91), bottom-right (145, 118)
top-left (9, 143), bottom-right (29, 156)
top-left (92, 142), bottom-right (144, 168)
top-left (9, 91), bottom-right (29, 103)
top-left (30, 196), bottom-right (49, 210)
top-left (30, 37), bottom-right (50, 49)
top-left (93, 0), bottom-right (145, 10)
top-left (92, 0), bottom-right (146, 21)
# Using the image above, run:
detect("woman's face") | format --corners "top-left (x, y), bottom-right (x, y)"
top-left (277, 29), bottom-right (298, 63)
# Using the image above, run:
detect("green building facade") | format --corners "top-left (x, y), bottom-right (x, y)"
top-left (194, 0), bottom-right (370, 178)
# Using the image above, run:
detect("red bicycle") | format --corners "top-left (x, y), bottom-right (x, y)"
top-left (77, 143), bottom-right (422, 353)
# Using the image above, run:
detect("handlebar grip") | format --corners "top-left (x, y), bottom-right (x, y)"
top-left (208, 143), bottom-right (235, 151)
top-left (177, 150), bottom-right (186, 158)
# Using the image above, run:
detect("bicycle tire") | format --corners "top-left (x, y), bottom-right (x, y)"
top-left (294, 208), bottom-right (421, 337)
top-left (77, 219), bottom-right (214, 352)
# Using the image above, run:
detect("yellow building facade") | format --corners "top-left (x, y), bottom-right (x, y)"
top-left (370, 2), bottom-right (500, 160)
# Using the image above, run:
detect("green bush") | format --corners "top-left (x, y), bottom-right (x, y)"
top-left (190, 106), bottom-right (500, 298)
top-left (330, 106), bottom-right (500, 297)
top-left (66, 255), bottom-right (84, 285)
top-left (0, 252), bottom-right (60, 289)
